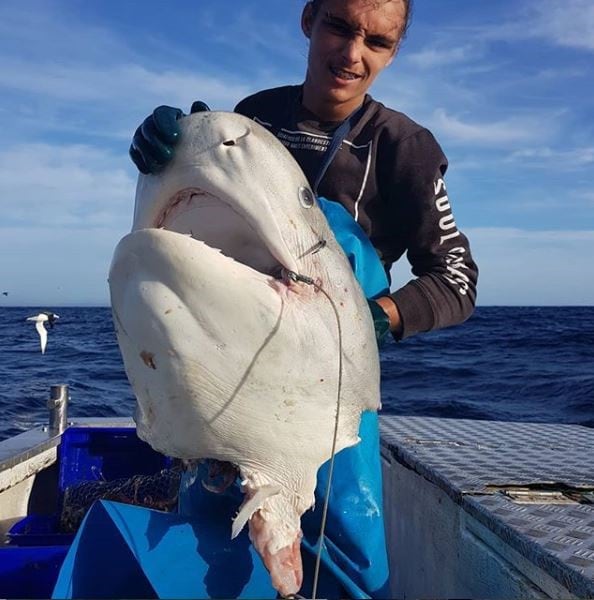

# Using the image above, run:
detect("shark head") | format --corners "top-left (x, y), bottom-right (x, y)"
top-left (130, 111), bottom-right (333, 278)
top-left (109, 111), bottom-right (380, 596)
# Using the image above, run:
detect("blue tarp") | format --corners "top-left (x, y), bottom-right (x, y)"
top-left (317, 196), bottom-right (389, 299)
top-left (51, 496), bottom-right (368, 599)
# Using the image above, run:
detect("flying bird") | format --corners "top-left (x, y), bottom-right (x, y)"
top-left (26, 311), bottom-right (60, 354)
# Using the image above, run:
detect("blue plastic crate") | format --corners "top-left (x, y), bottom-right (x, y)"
top-left (0, 545), bottom-right (69, 599)
top-left (58, 426), bottom-right (172, 493)
top-left (7, 426), bottom-right (173, 547)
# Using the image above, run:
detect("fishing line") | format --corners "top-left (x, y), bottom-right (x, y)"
top-left (298, 238), bottom-right (327, 259)
top-left (283, 269), bottom-right (343, 600)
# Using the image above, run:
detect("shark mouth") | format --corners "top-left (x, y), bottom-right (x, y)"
top-left (154, 188), bottom-right (288, 279)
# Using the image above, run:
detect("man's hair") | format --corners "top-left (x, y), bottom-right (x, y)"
top-left (308, 0), bottom-right (413, 40)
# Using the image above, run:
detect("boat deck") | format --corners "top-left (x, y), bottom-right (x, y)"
top-left (380, 416), bottom-right (594, 598)
top-left (1, 415), bottom-right (593, 598)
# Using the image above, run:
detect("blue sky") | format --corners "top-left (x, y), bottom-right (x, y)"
top-left (0, 0), bottom-right (593, 307)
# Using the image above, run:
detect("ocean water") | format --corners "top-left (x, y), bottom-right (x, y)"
top-left (0, 306), bottom-right (592, 442)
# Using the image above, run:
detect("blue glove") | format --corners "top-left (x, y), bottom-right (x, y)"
top-left (367, 299), bottom-right (391, 347)
top-left (129, 101), bottom-right (210, 174)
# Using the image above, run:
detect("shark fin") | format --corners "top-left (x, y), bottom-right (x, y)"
top-left (231, 483), bottom-right (281, 539)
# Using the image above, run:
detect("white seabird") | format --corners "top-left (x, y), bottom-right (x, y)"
top-left (26, 311), bottom-right (59, 354)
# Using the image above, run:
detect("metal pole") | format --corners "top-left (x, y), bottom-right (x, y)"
top-left (47, 384), bottom-right (69, 436)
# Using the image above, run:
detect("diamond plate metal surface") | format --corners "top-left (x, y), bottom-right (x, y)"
top-left (467, 495), bottom-right (594, 597)
top-left (379, 415), bottom-right (594, 597)
top-left (380, 416), bottom-right (594, 492)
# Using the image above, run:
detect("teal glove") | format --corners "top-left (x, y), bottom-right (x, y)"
top-left (129, 101), bottom-right (210, 174)
top-left (367, 300), bottom-right (391, 347)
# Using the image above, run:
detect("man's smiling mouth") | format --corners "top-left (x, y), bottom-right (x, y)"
top-left (330, 66), bottom-right (362, 80)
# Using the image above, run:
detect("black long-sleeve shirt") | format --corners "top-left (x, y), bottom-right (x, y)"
top-left (235, 85), bottom-right (478, 339)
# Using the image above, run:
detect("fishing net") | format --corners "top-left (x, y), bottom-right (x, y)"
top-left (59, 466), bottom-right (183, 533)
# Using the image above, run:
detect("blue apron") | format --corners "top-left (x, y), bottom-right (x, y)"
top-left (302, 197), bottom-right (390, 598)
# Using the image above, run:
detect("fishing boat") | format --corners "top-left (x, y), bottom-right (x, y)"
top-left (1, 385), bottom-right (593, 599)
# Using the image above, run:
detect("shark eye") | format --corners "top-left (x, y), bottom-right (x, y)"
top-left (222, 140), bottom-right (236, 146)
top-left (298, 187), bottom-right (315, 209)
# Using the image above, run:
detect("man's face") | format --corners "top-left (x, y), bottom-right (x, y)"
top-left (302, 0), bottom-right (405, 119)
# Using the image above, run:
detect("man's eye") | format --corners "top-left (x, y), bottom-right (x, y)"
top-left (324, 21), bottom-right (351, 36)
top-left (367, 38), bottom-right (393, 50)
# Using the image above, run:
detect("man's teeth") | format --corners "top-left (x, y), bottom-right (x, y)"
top-left (331, 67), bottom-right (359, 80)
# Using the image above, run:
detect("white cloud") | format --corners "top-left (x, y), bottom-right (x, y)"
top-left (208, 7), bottom-right (304, 64)
top-left (406, 45), bottom-right (480, 69)
top-left (431, 108), bottom-right (556, 147)
top-left (0, 0), bottom-right (591, 310)
top-left (506, 146), bottom-right (594, 169)
top-left (0, 1), bottom-right (132, 64)
top-left (577, 190), bottom-right (594, 205)
top-left (391, 227), bottom-right (594, 306)
top-left (373, 69), bottom-right (485, 130)
top-left (0, 143), bottom-right (135, 229)
top-left (0, 3), bottom-right (281, 146)
top-left (0, 59), bottom-right (251, 114)
top-left (0, 226), bottom-right (120, 306)
top-left (530, 0), bottom-right (594, 51)
top-left (531, 66), bottom-right (589, 81)
top-left (472, 0), bottom-right (594, 52)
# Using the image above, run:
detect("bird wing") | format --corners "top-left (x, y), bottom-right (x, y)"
top-left (35, 320), bottom-right (48, 354)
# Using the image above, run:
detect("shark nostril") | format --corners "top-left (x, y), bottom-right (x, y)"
top-left (223, 140), bottom-right (236, 146)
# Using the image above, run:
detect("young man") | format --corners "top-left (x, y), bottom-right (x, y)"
top-left (129, 0), bottom-right (478, 595)
top-left (131, 0), bottom-right (478, 341)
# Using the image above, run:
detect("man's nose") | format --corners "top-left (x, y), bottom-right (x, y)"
top-left (341, 35), bottom-right (365, 64)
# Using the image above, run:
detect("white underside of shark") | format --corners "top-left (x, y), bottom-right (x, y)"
top-left (108, 111), bottom-right (380, 595)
